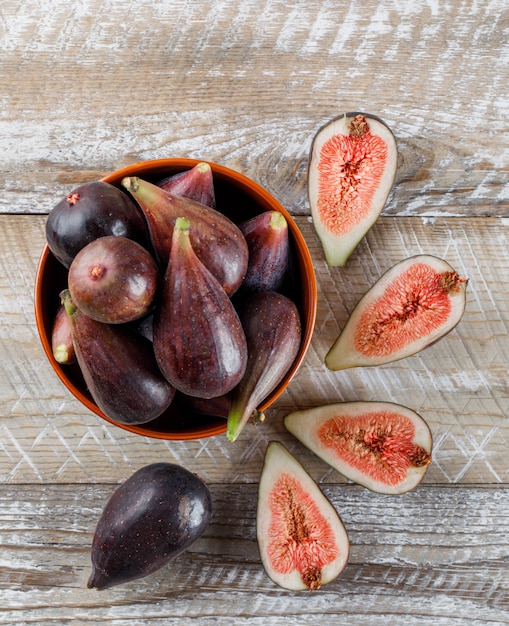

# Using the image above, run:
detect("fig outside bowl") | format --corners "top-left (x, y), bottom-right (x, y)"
top-left (34, 158), bottom-right (317, 441)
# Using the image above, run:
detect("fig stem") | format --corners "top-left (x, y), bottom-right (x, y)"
top-left (59, 289), bottom-right (77, 319)
top-left (269, 211), bottom-right (287, 231)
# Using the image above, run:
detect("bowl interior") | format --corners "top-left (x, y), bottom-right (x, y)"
top-left (35, 159), bottom-right (317, 440)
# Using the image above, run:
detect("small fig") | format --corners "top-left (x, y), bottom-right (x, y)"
top-left (88, 462), bottom-right (212, 590)
top-left (325, 255), bottom-right (468, 370)
top-left (157, 161), bottom-right (216, 209)
top-left (239, 210), bottom-right (290, 293)
top-left (153, 217), bottom-right (248, 399)
top-left (308, 112), bottom-right (397, 266)
top-left (285, 401), bottom-right (432, 495)
top-left (68, 236), bottom-right (159, 324)
top-left (122, 176), bottom-right (248, 294)
top-left (51, 302), bottom-right (75, 364)
top-left (46, 180), bottom-right (150, 268)
top-left (257, 441), bottom-right (349, 591)
top-left (226, 291), bottom-right (302, 442)
top-left (61, 289), bottom-right (175, 425)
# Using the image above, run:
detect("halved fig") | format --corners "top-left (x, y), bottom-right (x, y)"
top-left (284, 401), bottom-right (432, 495)
top-left (325, 255), bottom-right (467, 370)
top-left (308, 112), bottom-right (397, 266)
top-left (257, 441), bottom-right (349, 591)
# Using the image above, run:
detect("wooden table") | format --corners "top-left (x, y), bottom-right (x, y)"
top-left (1, 1), bottom-right (508, 623)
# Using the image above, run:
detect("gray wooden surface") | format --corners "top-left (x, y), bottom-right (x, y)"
top-left (0, 1), bottom-right (508, 624)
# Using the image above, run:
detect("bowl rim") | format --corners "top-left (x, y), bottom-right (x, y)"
top-left (34, 158), bottom-right (317, 440)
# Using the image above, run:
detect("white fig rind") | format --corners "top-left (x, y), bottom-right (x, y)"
top-left (308, 112), bottom-right (398, 267)
top-left (285, 401), bottom-right (433, 495)
top-left (325, 255), bottom-right (467, 370)
top-left (257, 441), bottom-right (349, 591)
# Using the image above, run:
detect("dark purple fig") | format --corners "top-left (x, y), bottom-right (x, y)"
top-left (121, 176), bottom-right (248, 295)
top-left (88, 462), bottom-right (212, 590)
top-left (175, 391), bottom-right (232, 419)
top-left (257, 441), bottom-right (349, 591)
top-left (157, 161), bottom-right (216, 209)
top-left (325, 255), bottom-right (468, 370)
top-left (51, 302), bottom-right (75, 364)
top-left (308, 112), bottom-right (397, 266)
top-left (239, 211), bottom-right (290, 293)
top-left (285, 401), bottom-right (432, 495)
top-left (61, 289), bottom-right (175, 425)
top-left (153, 217), bottom-right (248, 399)
top-left (68, 236), bottom-right (159, 324)
top-left (46, 181), bottom-right (150, 268)
top-left (226, 291), bottom-right (302, 442)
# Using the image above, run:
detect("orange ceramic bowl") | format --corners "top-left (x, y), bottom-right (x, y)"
top-left (34, 159), bottom-right (317, 440)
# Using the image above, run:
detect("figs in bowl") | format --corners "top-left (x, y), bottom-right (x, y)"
top-left (34, 158), bottom-right (317, 440)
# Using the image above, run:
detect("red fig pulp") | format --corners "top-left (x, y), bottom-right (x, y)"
top-left (308, 112), bottom-right (397, 266)
top-left (285, 401), bottom-right (432, 494)
top-left (257, 441), bottom-right (349, 591)
top-left (325, 255), bottom-right (468, 369)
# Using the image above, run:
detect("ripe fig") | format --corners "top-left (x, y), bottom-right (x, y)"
top-left (88, 462), bottom-right (212, 590)
top-left (68, 236), bottom-right (159, 324)
top-left (46, 180), bottom-right (150, 268)
top-left (157, 161), bottom-right (216, 209)
top-left (61, 289), bottom-right (175, 425)
top-left (153, 217), bottom-right (248, 399)
top-left (285, 401), bottom-right (432, 495)
top-left (325, 255), bottom-right (468, 370)
top-left (239, 211), bottom-right (290, 293)
top-left (308, 112), bottom-right (397, 266)
top-left (51, 302), bottom-right (75, 364)
top-left (226, 291), bottom-right (302, 442)
top-left (257, 441), bottom-right (349, 591)
top-left (121, 176), bottom-right (248, 295)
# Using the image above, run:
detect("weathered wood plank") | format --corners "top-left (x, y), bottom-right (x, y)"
top-left (0, 0), bottom-right (507, 216)
top-left (0, 214), bottom-right (507, 487)
top-left (0, 483), bottom-right (507, 624)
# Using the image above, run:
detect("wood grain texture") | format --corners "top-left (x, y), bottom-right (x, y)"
top-left (0, 484), bottom-right (507, 624)
top-left (0, 0), bottom-right (507, 217)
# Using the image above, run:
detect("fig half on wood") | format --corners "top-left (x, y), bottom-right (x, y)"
top-left (308, 112), bottom-right (397, 266)
top-left (257, 441), bottom-right (349, 591)
top-left (325, 255), bottom-right (467, 370)
top-left (285, 401), bottom-right (432, 495)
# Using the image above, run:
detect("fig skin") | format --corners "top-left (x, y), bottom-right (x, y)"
top-left (88, 462), bottom-right (212, 590)
top-left (239, 211), bottom-right (290, 293)
top-left (46, 180), bottom-right (150, 269)
top-left (325, 254), bottom-right (468, 370)
top-left (308, 112), bottom-right (398, 267)
top-left (157, 161), bottom-right (216, 209)
top-left (121, 176), bottom-right (248, 295)
top-left (61, 289), bottom-right (175, 425)
top-left (51, 302), bottom-right (75, 364)
top-left (68, 236), bottom-right (160, 324)
top-left (285, 401), bottom-right (433, 495)
top-left (257, 441), bottom-right (349, 591)
top-left (226, 291), bottom-right (302, 442)
top-left (153, 217), bottom-right (248, 399)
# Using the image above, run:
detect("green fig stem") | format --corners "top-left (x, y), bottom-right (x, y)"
top-left (59, 289), bottom-right (77, 319)
top-left (175, 216), bottom-right (190, 231)
top-left (269, 211), bottom-right (287, 231)
top-left (196, 162), bottom-right (211, 174)
top-left (121, 176), bottom-right (139, 193)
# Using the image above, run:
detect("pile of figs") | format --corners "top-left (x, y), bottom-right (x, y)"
top-left (46, 162), bottom-right (303, 441)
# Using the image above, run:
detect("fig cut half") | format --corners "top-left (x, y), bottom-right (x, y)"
top-left (257, 441), bottom-right (349, 591)
top-left (325, 255), bottom-right (467, 370)
top-left (285, 401), bottom-right (432, 495)
top-left (308, 112), bottom-right (397, 266)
